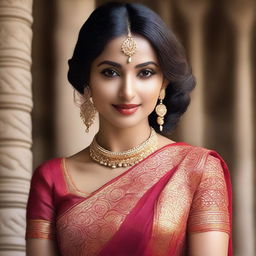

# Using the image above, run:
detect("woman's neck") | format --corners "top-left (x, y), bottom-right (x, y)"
top-left (96, 121), bottom-right (152, 152)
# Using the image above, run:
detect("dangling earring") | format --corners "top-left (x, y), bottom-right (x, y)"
top-left (155, 88), bottom-right (167, 132)
top-left (80, 86), bottom-right (97, 133)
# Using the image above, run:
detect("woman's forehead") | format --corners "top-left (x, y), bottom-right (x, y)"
top-left (93, 35), bottom-right (159, 67)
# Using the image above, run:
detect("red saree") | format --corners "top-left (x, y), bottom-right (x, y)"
top-left (26, 142), bottom-right (232, 255)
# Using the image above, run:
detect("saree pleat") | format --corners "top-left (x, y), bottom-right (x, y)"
top-left (98, 166), bottom-right (179, 256)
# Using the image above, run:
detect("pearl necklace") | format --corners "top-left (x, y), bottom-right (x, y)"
top-left (89, 128), bottom-right (158, 168)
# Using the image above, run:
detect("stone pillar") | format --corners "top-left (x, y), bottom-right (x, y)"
top-left (175, 0), bottom-right (210, 146)
top-left (0, 0), bottom-right (33, 255)
top-left (226, 1), bottom-right (255, 255)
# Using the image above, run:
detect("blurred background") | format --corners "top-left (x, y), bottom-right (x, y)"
top-left (0, 0), bottom-right (255, 255)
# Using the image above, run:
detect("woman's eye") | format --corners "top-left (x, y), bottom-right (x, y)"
top-left (101, 69), bottom-right (119, 77)
top-left (138, 69), bottom-right (156, 78)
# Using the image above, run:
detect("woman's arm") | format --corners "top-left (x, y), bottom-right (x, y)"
top-left (188, 231), bottom-right (229, 256)
top-left (26, 162), bottom-right (58, 255)
top-left (187, 154), bottom-right (232, 255)
top-left (26, 238), bottom-right (59, 256)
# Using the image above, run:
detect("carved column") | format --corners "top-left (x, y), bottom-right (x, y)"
top-left (175, 0), bottom-right (210, 146)
top-left (226, 0), bottom-right (255, 255)
top-left (0, 0), bottom-right (33, 255)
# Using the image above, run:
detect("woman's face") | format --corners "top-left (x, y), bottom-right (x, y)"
top-left (88, 34), bottom-right (167, 130)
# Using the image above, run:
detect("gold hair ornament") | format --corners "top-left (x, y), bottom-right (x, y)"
top-left (121, 24), bottom-right (137, 63)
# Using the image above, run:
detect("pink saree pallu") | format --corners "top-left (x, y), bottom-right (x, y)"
top-left (26, 143), bottom-right (232, 256)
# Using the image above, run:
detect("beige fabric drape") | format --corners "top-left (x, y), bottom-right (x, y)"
top-left (30, 0), bottom-right (255, 255)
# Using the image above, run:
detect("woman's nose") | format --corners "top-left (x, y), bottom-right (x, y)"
top-left (118, 75), bottom-right (136, 101)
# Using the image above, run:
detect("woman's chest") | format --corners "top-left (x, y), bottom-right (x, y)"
top-left (63, 159), bottom-right (131, 197)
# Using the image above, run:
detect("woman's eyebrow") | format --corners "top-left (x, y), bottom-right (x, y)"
top-left (97, 60), bottom-right (159, 68)
top-left (135, 61), bottom-right (159, 68)
top-left (97, 60), bottom-right (121, 68)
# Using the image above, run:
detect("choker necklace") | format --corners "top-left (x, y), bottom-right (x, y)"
top-left (89, 128), bottom-right (158, 168)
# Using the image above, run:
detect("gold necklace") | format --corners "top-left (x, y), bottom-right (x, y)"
top-left (89, 128), bottom-right (158, 168)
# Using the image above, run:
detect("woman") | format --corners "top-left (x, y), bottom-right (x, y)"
top-left (26, 2), bottom-right (232, 255)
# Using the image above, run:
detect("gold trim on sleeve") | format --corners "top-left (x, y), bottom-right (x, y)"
top-left (26, 219), bottom-right (56, 240)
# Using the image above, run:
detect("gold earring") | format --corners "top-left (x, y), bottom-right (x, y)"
top-left (80, 87), bottom-right (97, 133)
top-left (155, 88), bottom-right (167, 132)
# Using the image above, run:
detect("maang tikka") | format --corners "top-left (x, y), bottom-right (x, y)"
top-left (121, 23), bottom-right (137, 63)
top-left (80, 86), bottom-right (97, 133)
top-left (155, 88), bottom-right (167, 132)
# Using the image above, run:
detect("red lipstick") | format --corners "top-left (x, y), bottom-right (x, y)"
top-left (113, 104), bottom-right (140, 115)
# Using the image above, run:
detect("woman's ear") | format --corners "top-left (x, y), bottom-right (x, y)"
top-left (162, 79), bottom-right (169, 89)
top-left (83, 85), bottom-right (92, 97)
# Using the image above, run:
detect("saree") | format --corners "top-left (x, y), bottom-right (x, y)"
top-left (26, 142), bottom-right (232, 255)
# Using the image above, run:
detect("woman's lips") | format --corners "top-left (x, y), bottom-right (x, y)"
top-left (112, 104), bottom-right (140, 115)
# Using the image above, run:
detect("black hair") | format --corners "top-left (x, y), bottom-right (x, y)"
top-left (68, 1), bottom-right (196, 136)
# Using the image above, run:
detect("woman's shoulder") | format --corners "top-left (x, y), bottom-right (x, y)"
top-left (179, 143), bottom-right (230, 178)
top-left (32, 157), bottom-right (63, 182)
top-left (176, 141), bottom-right (224, 159)
top-left (35, 157), bottom-right (62, 171)
top-left (163, 140), bottom-right (227, 172)
top-left (190, 144), bottom-right (226, 165)
top-left (157, 133), bottom-right (227, 166)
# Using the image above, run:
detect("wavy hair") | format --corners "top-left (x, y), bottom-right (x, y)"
top-left (68, 1), bottom-right (196, 136)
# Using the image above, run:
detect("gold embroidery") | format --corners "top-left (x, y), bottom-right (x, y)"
top-left (148, 147), bottom-right (208, 255)
top-left (149, 149), bottom-right (230, 256)
top-left (56, 145), bottom-right (190, 256)
top-left (187, 155), bottom-right (230, 234)
top-left (26, 219), bottom-right (55, 240)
